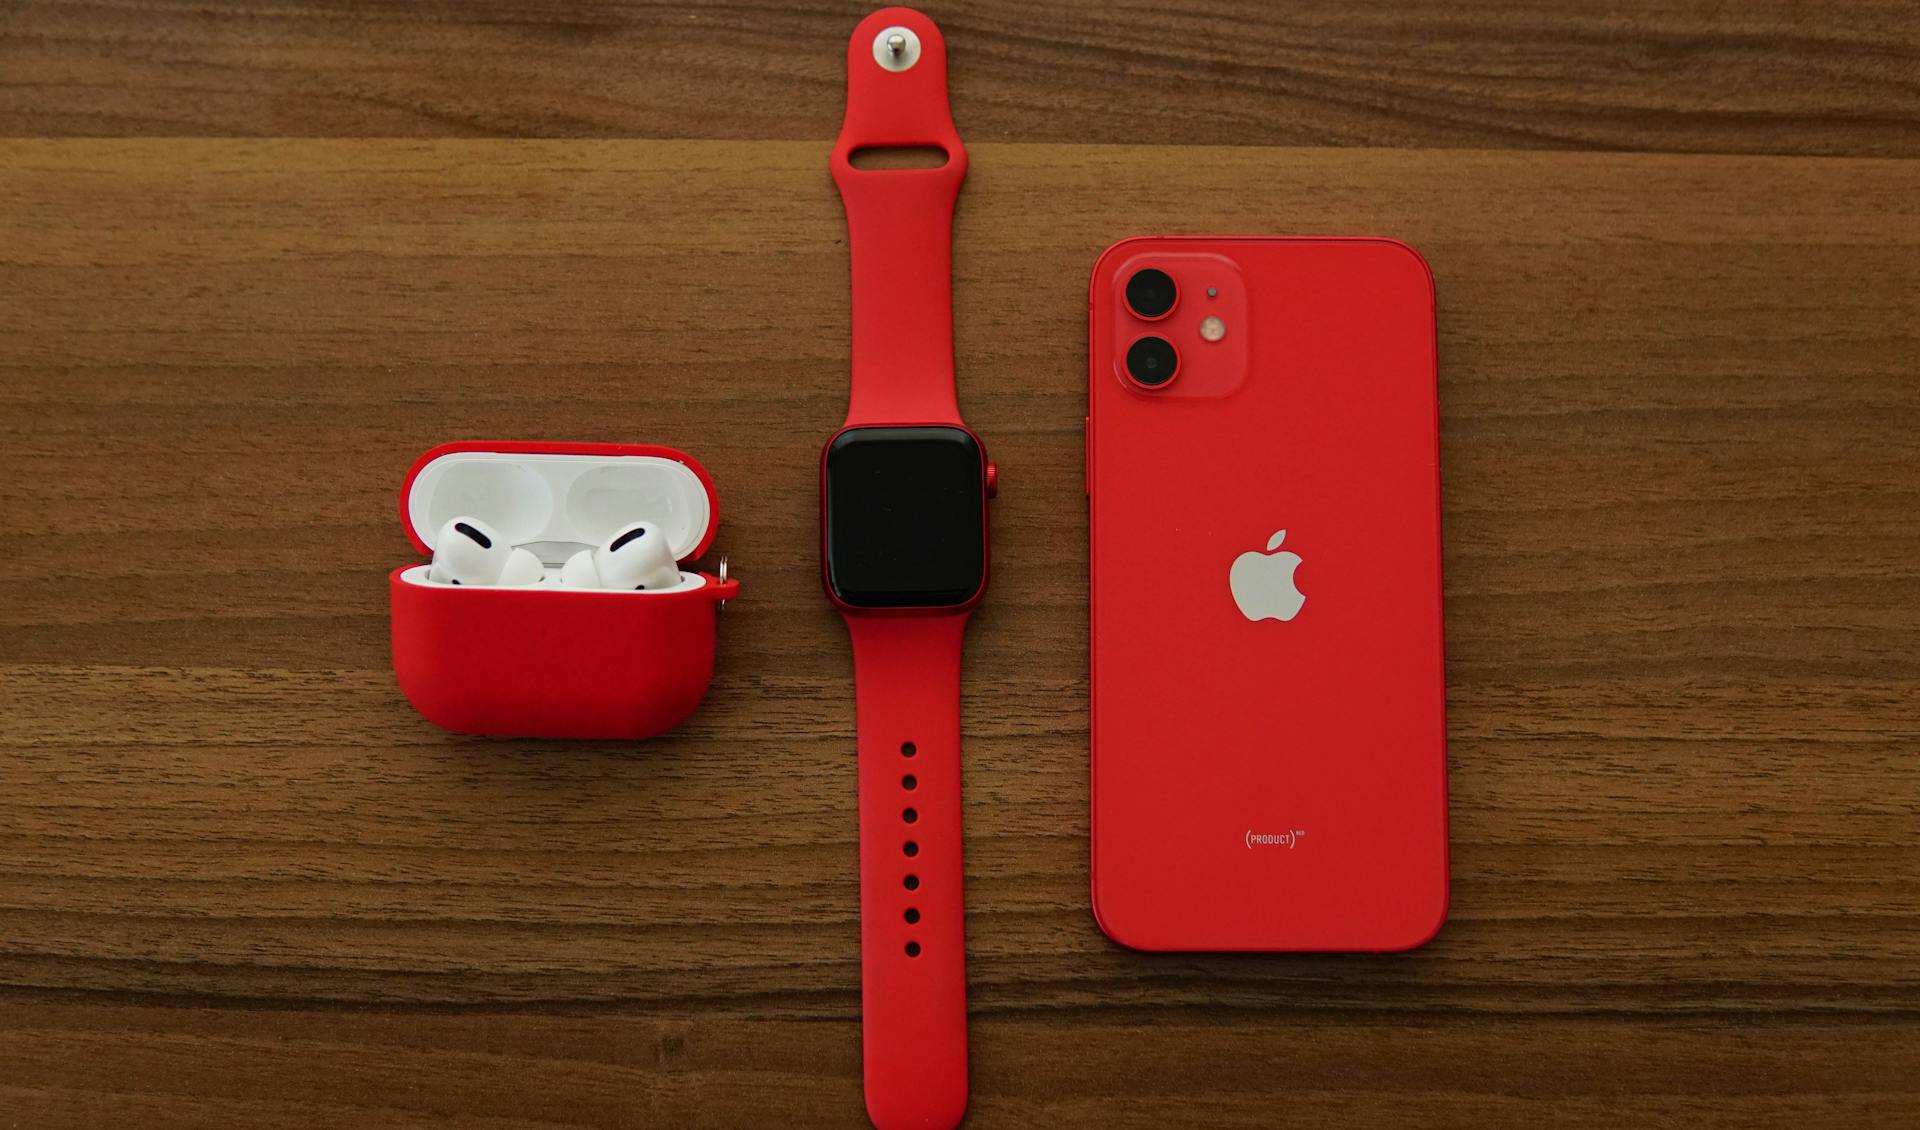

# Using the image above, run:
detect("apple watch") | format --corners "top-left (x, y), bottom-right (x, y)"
top-left (820, 9), bottom-right (993, 1129)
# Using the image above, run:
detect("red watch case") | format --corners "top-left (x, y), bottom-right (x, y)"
top-left (389, 440), bottom-right (738, 740)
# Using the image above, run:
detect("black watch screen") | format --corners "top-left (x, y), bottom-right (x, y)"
top-left (824, 426), bottom-right (988, 608)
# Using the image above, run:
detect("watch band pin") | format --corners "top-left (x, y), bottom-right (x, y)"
top-left (871, 25), bottom-right (920, 71)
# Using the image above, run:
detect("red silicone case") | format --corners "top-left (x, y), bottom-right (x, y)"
top-left (1088, 236), bottom-right (1449, 952)
top-left (389, 441), bottom-right (738, 740)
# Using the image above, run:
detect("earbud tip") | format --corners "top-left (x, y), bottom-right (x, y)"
top-left (498, 547), bottom-right (546, 586)
top-left (557, 548), bottom-right (598, 587)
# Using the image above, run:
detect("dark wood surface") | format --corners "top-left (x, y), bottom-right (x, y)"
top-left (2, 4), bottom-right (1918, 1127)
top-left (3, 1), bottom-right (1918, 154)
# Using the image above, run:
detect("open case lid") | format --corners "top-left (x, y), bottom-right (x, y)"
top-left (399, 441), bottom-right (719, 565)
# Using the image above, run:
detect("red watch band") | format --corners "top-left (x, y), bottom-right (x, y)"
top-left (848, 612), bottom-right (970, 1129)
top-left (830, 9), bottom-right (975, 1129)
top-left (831, 6), bottom-right (969, 429)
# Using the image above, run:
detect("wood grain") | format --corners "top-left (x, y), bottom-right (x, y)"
top-left (2, 137), bottom-right (1918, 1126)
top-left (1, 2), bottom-right (1917, 155)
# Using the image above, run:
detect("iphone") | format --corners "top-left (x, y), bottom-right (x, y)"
top-left (1088, 236), bottom-right (1449, 951)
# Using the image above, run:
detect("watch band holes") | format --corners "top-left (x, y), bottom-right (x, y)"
top-left (901, 741), bottom-right (917, 757)
top-left (904, 908), bottom-right (920, 924)
top-left (903, 841), bottom-right (919, 857)
top-left (901, 774), bottom-right (917, 790)
top-left (905, 941), bottom-right (922, 957)
top-left (902, 807), bottom-right (918, 824)
top-left (904, 874), bottom-right (920, 890)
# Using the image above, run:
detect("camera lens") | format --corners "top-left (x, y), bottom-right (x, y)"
top-left (1126, 336), bottom-right (1179, 387)
top-left (1124, 268), bottom-right (1178, 320)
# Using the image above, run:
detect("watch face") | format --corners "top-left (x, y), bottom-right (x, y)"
top-left (825, 426), bottom-right (988, 608)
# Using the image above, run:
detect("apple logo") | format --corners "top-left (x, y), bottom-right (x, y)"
top-left (1230, 529), bottom-right (1306, 622)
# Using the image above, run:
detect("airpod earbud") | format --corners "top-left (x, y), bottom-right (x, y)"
top-left (559, 521), bottom-right (682, 591)
top-left (427, 516), bottom-right (544, 587)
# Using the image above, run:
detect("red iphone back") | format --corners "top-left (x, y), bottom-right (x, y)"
top-left (1088, 236), bottom-right (1448, 952)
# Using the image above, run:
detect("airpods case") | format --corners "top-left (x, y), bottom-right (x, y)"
top-left (389, 441), bottom-right (739, 739)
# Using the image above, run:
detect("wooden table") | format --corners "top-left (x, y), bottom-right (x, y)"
top-left (3, 3), bottom-right (1917, 1126)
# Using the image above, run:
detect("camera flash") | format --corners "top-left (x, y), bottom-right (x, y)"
top-left (1199, 315), bottom-right (1227, 342)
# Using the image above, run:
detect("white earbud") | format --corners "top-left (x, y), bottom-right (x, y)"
top-left (559, 521), bottom-right (681, 591)
top-left (426, 516), bottom-right (544, 587)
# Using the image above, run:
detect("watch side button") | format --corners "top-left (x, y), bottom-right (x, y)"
top-left (985, 462), bottom-right (999, 498)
